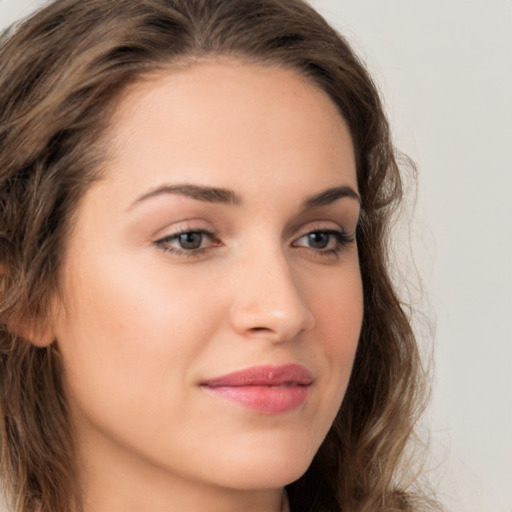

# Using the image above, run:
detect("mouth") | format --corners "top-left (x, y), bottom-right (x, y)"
top-left (200, 364), bottom-right (313, 415)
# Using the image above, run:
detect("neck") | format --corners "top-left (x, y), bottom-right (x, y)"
top-left (82, 484), bottom-right (287, 512)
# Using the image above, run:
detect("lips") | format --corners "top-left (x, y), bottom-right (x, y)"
top-left (200, 364), bottom-right (313, 414)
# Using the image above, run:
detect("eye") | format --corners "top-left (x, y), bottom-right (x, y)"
top-left (173, 232), bottom-right (205, 250)
top-left (302, 231), bottom-right (333, 250)
top-left (292, 229), bottom-right (354, 253)
top-left (154, 229), bottom-right (219, 255)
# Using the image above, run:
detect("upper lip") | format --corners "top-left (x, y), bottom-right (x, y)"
top-left (201, 364), bottom-right (314, 387)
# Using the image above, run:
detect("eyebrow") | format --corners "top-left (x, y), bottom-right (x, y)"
top-left (131, 184), bottom-right (241, 208)
top-left (130, 183), bottom-right (360, 209)
top-left (303, 185), bottom-right (360, 208)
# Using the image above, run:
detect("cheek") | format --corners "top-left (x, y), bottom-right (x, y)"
top-left (310, 259), bottom-right (363, 349)
top-left (318, 266), bottom-right (362, 393)
top-left (52, 251), bottom-right (222, 423)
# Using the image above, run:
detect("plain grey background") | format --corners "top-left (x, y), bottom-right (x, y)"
top-left (1, 1), bottom-right (511, 511)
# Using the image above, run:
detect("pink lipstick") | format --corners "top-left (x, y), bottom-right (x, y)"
top-left (201, 364), bottom-right (313, 414)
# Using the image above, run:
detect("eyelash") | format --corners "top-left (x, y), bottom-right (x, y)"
top-left (154, 227), bottom-right (355, 258)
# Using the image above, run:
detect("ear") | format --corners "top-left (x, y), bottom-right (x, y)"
top-left (0, 263), bottom-right (56, 347)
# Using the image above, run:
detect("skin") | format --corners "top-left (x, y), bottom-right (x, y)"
top-left (46, 61), bottom-right (363, 512)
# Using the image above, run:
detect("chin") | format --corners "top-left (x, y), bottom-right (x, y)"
top-left (207, 435), bottom-right (319, 490)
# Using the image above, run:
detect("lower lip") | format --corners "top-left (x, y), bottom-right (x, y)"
top-left (202, 385), bottom-right (310, 414)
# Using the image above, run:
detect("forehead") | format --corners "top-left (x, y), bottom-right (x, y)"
top-left (99, 60), bottom-right (356, 201)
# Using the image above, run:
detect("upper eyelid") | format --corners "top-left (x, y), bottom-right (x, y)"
top-left (156, 224), bottom-right (346, 240)
top-left (157, 226), bottom-right (214, 237)
top-left (153, 220), bottom-right (215, 238)
top-left (151, 210), bottom-right (357, 235)
top-left (291, 221), bottom-right (347, 238)
top-left (157, 228), bottom-right (213, 239)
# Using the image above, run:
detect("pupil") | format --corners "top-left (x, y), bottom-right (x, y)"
top-left (179, 232), bottom-right (202, 249)
top-left (309, 232), bottom-right (329, 249)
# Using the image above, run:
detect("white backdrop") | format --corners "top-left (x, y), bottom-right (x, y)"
top-left (0, 1), bottom-right (510, 511)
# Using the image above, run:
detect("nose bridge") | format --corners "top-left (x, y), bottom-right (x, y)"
top-left (229, 239), bottom-right (315, 341)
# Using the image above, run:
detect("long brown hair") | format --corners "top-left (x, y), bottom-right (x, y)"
top-left (0, 1), bottom-right (434, 511)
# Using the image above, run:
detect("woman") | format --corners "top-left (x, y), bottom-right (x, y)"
top-left (0, 1), bottom-right (435, 511)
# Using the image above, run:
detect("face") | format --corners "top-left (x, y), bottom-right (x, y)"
top-left (50, 62), bottom-right (363, 507)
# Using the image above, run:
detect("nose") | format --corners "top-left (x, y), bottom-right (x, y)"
top-left (228, 247), bottom-right (315, 342)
